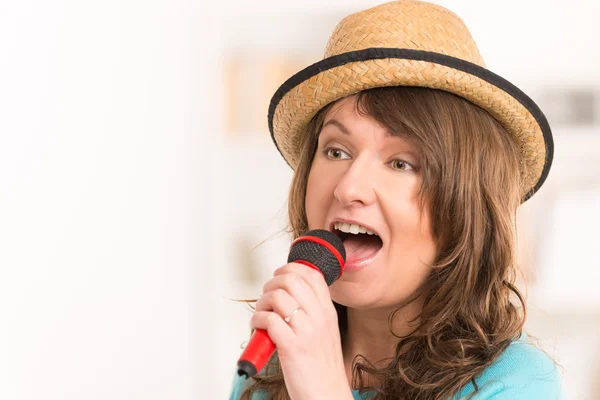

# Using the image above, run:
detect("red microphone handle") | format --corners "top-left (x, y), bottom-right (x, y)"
top-left (237, 329), bottom-right (275, 378)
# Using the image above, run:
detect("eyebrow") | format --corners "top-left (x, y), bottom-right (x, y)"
top-left (322, 118), bottom-right (393, 137)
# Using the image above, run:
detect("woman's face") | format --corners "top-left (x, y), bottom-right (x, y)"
top-left (305, 96), bottom-right (437, 309)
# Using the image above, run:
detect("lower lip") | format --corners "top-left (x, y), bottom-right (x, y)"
top-left (342, 247), bottom-right (382, 273)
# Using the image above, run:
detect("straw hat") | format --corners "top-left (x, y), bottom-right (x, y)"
top-left (267, 0), bottom-right (553, 202)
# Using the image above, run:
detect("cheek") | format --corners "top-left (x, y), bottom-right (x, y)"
top-left (381, 180), bottom-right (437, 268)
top-left (389, 208), bottom-right (437, 278)
top-left (378, 212), bottom-right (435, 306)
top-left (305, 164), bottom-right (335, 228)
top-left (392, 209), bottom-right (435, 258)
top-left (412, 204), bottom-right (436, 262)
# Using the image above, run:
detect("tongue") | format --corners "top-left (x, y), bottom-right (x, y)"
top-left (343, 234), bottom-right (383, 261)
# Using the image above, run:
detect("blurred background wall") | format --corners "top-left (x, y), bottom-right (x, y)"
top-left (1, 1), bottom-right (598, 399)
top-left (0, 1), bottom-right (221, 398)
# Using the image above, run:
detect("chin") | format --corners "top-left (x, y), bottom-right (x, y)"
top-left (330, 286), bottom-right (380, 309)
top-left (330, 282), bottom-right (417, 311)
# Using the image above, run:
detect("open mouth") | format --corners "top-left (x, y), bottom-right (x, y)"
top-left (331, 222), bottom-right (383, 266)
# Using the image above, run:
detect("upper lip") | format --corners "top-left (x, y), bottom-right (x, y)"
top-left (328, 218), bottom-right (382, 239)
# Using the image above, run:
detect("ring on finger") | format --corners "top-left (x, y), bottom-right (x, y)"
top-left (283, 307), bottom-right (300, 323)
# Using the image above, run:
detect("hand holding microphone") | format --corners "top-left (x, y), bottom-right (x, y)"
top-left (237, 230), bottom-right (353, 400)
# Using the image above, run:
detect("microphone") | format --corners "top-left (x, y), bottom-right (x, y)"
top-left (236, 229), bottom-right (346, 378)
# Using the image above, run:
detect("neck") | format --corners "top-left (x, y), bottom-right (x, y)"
top-left (341, 297), bottom-right (424, 386)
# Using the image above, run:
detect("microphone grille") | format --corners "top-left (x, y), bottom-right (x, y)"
top-left (287, 229), bottom-right (346, 286)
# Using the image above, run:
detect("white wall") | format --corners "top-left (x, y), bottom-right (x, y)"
top-left (0, 1), bottom-right (222, 399)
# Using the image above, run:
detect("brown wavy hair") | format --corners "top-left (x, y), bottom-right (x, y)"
top-left (241, 86), bottom-right (529, 399)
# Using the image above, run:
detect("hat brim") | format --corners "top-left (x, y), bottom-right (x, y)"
top-left (268, 48), bottom-right (553, 202)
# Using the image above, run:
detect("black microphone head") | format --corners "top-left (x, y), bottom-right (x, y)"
top-left (287, 229), bottom-right (346, 286)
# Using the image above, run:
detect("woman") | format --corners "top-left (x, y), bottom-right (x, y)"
top-left (230, 1), bottom-right (563, 399)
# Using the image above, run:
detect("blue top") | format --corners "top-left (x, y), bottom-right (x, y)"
top-left (229, 334), bottom-right (564, 399)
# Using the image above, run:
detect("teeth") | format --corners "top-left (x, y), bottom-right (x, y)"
top-left (333, 222), bottom-right (378, 236)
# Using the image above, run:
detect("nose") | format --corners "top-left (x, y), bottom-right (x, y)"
top-left (333, 156), bottom-right (377, 207)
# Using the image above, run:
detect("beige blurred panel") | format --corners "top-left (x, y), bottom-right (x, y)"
top-left (224, 55), bottom-right (258, 134)
top-left (224, 54), bottom-right (314, 134)
top-left (233, 233), bottom-right (262, 286)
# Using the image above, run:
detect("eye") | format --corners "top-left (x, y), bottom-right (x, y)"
top-left (390, 159), bottom-right (414, 171)
top-left (325, 148), bottom-right (351, 160)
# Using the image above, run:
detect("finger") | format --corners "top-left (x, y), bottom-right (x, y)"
top-left (255, 288), bottom-right (300, 320)
top-left (249, 310), bottom-right (295, 350)
top-left (262, 272), bottom-right (321, 317)
top-left (273, 263), bottom-right (335, 312)
top-left (281, 306), bottom-right (310, 334)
